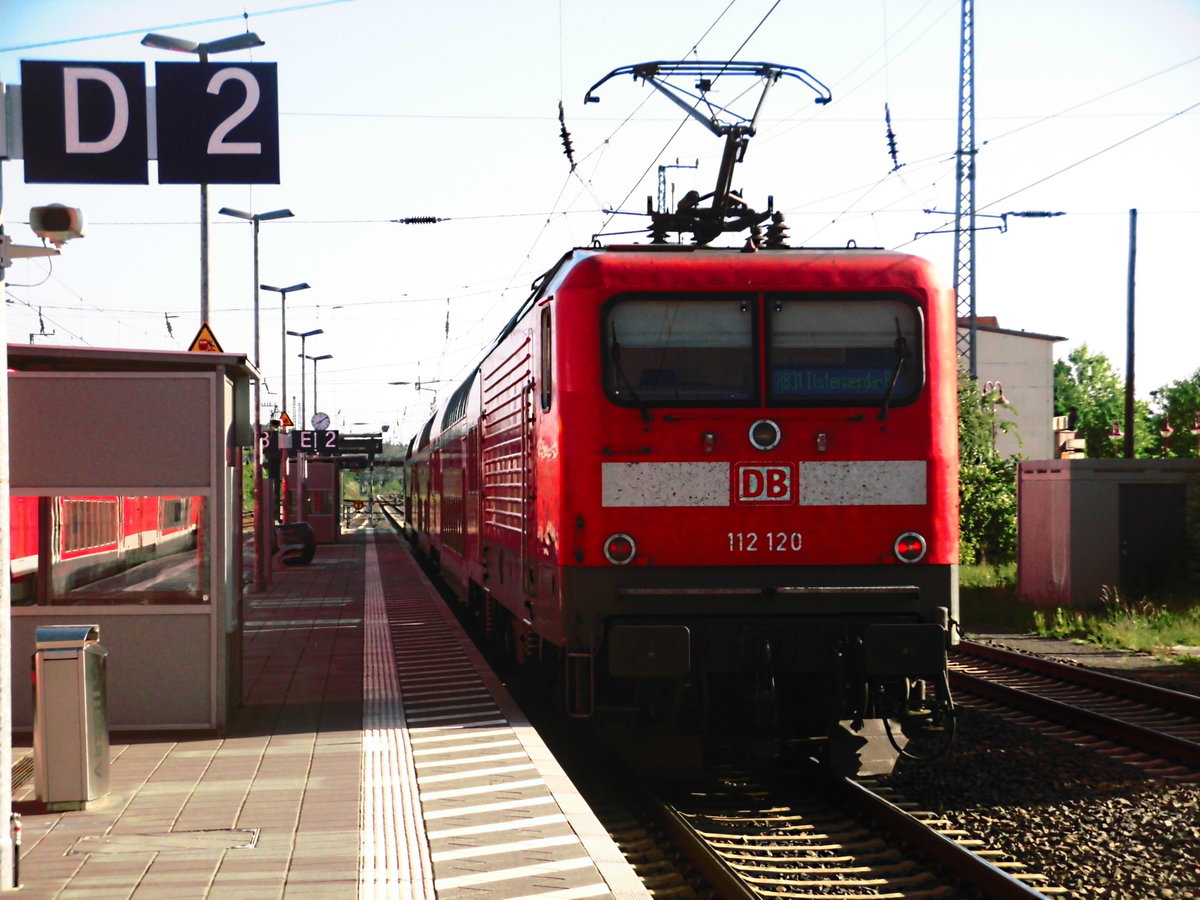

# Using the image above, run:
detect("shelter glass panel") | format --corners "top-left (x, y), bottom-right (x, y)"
top-left (9, 495), bottom-right (210, 606)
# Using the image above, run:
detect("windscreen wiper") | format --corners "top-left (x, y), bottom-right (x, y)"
top-left (877, 317), bottom-right (907, 422)
top-left (611, 323), bottom-right (652, 422)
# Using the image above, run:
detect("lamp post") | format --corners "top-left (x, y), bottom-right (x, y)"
top-left (1107, 420), bottom-right (1124, 453)
top-left (218, 208), bottom-right (292, 371)
top-left (141, 30), bottom-right (265, 325)
top-left (305, 354), bottom-right (333, 424)
top-left (286, 328), bottom-right (321, 525)
top-left (262, 283), bottom-right (309, 523)
top-left (260, 283), bottom-right (310, 424)
top-left (218, 207), bottom-right (291, 592)
top-left (1160, 418), bottom-right (1173, 458)
top-left (288, 329), bottom-right (324, 427)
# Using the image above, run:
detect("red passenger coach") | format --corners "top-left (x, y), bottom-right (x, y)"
top-left (9, 495), bottom-right (200, 603)
top-left (404, 244), bottom-right (960, 772)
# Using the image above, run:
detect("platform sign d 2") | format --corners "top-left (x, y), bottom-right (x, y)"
top-left (154, 61), bottom-right (279, 184)
top-left (20, 60), bottom-right (149, 184)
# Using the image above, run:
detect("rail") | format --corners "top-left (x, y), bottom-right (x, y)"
top-left (951, 640), bottom-right (1200, 772)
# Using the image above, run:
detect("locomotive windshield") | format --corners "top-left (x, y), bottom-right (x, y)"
top-left (603, 292), bottom-right (922, 408)
top-left (767, 295), bottom-right (922, 406)
top-left (605, 295), bottom-right (756, 404)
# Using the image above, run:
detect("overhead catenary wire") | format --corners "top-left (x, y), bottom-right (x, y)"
top-left (888, 98), bottom-right (1200, 252)
top-left (790, 53), bottom-right (1200, 247)
top-left (0, 0), bottom-right (351, 53)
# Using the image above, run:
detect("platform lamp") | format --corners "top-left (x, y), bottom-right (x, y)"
top-left (262, 283), bottom-right (309, 522)
top-left (219, 206), bottom-right (292, 592)
top-left (141, 30), bottom-right (265, 326)
top-left (1107, 420), bottom-right (1124, 444)
top-left (1160, 417), bottom-right (1173, 458)
top-left (305, 353), bottom-right (333, 425)
top-left (288, 329), bottom-right (324, 428)
top-left (286, 327), bottom-right (321, 524)
top-left (260, 283), bottom-right (310, 422)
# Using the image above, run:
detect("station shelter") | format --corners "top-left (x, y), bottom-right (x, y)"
top-left (7, 344), bottom-right (257, 733)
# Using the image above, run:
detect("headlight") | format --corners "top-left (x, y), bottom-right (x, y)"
top-left (749, 419), bottom-right (781, 451)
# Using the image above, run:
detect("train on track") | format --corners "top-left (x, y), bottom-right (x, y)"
top-left (9, 495), bottom-right (201, 604)
top-left (401, 61), bottom-right (960, 773)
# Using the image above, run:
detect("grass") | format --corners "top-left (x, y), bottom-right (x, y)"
top-left (959, 563), bottom-right (1200, 665)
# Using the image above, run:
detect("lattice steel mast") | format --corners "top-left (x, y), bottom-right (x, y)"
top-left (953, 0), bottom-right (977, 376)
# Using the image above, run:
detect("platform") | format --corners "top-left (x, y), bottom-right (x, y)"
top-left (12, 528), bottom-right (650, 899)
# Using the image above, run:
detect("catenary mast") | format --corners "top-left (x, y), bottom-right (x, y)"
top-left (953, 0), bottom-right (977, 376)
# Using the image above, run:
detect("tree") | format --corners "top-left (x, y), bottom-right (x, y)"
top-left (1148, 367), bottom-right (1200, 459)
top-left (958, 373), bottom-right (1017, 565)
top-left (1054, 344), bottom-right (1152, 458)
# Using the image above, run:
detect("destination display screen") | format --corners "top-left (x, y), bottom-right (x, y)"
top-left (773, 367), bottom-right (892, 398)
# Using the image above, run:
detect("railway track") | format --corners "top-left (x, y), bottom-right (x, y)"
top-left (640, 770), bottom-right (1062, 899)
top-left (533, 708), bottom-right (1066, 900)
top-left (950, 640), bottom-right (1200, 778)
top-left (380, 514), bottom-right (1074, 896)
top-left (515, 680), bottom-right (1066, 899)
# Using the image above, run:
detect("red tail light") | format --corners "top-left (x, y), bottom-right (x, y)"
top-left (894, 532), bottom-right (927, 563)
top-left (604, 533), bottom-right (636, 565)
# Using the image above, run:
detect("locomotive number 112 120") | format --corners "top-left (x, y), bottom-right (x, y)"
top-left (727, 531), bottom-right (803, 552)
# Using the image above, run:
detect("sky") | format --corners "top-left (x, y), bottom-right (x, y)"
top-left (2, 0), bottom-right (1197, 441)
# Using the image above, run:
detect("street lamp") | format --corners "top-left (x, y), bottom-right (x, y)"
top-left (219, 207), bottom-right (291, 593)
top-left (141, 32), bottom-right (265, 56)
top-left (217, 208), bottom-right (292, 370)
top-left (141, 30), bottom-right (266, 325)
top-left (260, 283), bottom-right (310, 423)
top-left (305, 353), bottom-right (333, 424)
top-left (288, 328), bottom-right (323, 427)
top-left (1160, 417), bottom-right (1174, 458)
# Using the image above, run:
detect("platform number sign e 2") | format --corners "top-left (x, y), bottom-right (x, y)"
top-left (297, 430), bottom-right (339, 455)
top-left (18, 60), bottom-right (279, 185)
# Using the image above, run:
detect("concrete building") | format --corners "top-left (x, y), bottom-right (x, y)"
top-left (1016, 458), bottom-right (1200, 606)
top-left (961, 317), bottom-right (1065, 460)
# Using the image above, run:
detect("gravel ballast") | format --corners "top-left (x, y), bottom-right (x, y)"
top-left (886, 697), bottom-right (1200, 898)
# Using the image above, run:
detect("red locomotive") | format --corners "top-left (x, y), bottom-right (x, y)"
top-left (403, 62), bottom-right (959, 772)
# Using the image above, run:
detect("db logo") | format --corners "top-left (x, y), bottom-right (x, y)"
top-left (735, 464), bottom-right (794, 503)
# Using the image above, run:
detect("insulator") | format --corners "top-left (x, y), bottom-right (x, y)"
top-left (647, 215), bottom-right (670, 244)
top-left (395, 216), bottom-right (442, 224)
top-left (558, 100), bottom-right (577, 171)
top-left (885, 103), bottom-right (902, 171)
top-left (765, 211), bottom-right (790, 249)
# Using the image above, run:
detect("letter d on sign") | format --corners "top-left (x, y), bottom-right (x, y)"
top-left (20, 60), bottom-right (149, 184)
top-left (64, 68), bottom-right (129, 154)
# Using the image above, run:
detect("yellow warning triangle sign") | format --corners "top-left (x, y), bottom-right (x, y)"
top-left (188, 323), bottom-right (224, 353)
top-left (279, 410), bottom-right (294, 428)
